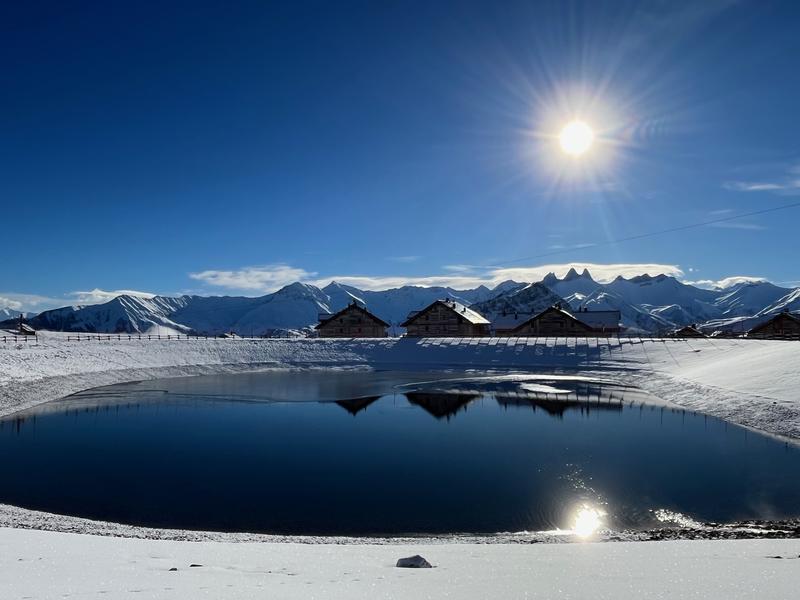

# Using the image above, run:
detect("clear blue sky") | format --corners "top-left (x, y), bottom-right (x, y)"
top-left (2, 0), bottom-right (800, 310)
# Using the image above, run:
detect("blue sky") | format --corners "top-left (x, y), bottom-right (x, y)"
top-left (2, 0), bottom-right (800, 311)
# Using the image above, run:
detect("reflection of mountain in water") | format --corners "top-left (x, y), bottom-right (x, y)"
top-left (405, 392), bottom-right (480, 420)
top-left (334, 396), bottom-right (381, 416)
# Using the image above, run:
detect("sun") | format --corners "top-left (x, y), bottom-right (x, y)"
top-left (559, 120), bottom-right (594, 157)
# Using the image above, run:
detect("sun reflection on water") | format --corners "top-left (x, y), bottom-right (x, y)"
top-left (572, 505), bottom-right (606, 538)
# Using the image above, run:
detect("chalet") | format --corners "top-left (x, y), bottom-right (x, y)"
top-left (747, 311), bottom-right (800, 339)
top-left (572, 307), bottom-right (621, 334)
top-left (492, 312), bottom-right (533, 336)
top-left (494, 306), bottom-right (621, 336)
top-left (508, 305), bottom-right (596, 336)
top-left (670, 324), bottom-right (706, 338)
top-left (316, 302), bottom-right (389, 338)
top-left (401, 299), bottom-right (490, 337)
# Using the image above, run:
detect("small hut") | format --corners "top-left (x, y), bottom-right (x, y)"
top-left (747, 311), bottom-right (800, 339)
top-left (401, 299), bottom-right (490, 337)
top-left (316, 302), bottom-right (389, 338)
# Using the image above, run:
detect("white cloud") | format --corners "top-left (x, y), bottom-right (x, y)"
top-left (189, 264), bottom-right (316, 293)
top-left (68, 289), bottom-right (157, 304)
top-left (723, 163), bottom-right (800, 195)
top-left (709, 221), bottom-right (766, 231)
top-left (684, 276), bottom-right (768, 290)
top-left (308, 262), bottom-right (685, 291)
top-left (0, 296), bottom-right (24, 311)
top-left (723, 181), bottom-right (786, 192)
top-left (0, 289), bottom-right (159, 313)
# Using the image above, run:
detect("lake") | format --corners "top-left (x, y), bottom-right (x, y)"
top-left (1, 369), bottom-right (798, 536)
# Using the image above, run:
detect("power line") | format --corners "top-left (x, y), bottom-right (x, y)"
top-left (492, 200), bottom-right (800, 267)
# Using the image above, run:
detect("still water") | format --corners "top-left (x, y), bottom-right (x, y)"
top-left (1, 369), bottom-right (798, 535)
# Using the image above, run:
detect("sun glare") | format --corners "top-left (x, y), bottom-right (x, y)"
top-left (572, 505), bottom-right (604, 538)
top-left (559, 120), bottom-right (594, 157)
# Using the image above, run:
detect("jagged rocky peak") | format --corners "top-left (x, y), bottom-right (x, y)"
top-left (563, 267), bottom-right (581, 281)
top-left (580, 268), bottom-right (593, 279)
top-left (541, 272), bottom-right (559, 286)
top-left (628, 274), bottom-right (654, 284)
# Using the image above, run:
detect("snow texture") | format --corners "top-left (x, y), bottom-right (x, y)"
top-left (1, 527), bottom-right (798, 599)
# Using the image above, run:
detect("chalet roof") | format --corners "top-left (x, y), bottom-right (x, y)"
top-left (400, 299), bottom-right (490, 327)
top-left (510, 305), bottom-right (594, 334)
top-left (492, 313), bottom-right (533, 331)
top-left (748, 310), bottom-right (800, 334)
top-left (572, 309), bottom-right (621, 329)
top-left (315, 302), bottom-right (390, 329)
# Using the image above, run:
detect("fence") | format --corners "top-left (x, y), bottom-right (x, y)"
top-left (2, 331), bottom-right (798, 344)
top-left (0, 333), bottom-right (37, 344)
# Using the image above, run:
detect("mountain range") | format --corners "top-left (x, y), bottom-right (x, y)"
top-left (3, 270), bottom-right (798, 335)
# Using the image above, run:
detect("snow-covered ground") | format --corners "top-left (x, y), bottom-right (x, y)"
top-left (2, 527), bottom-right (798, 600)
top-left (1, 333), bottom-right (799, 598)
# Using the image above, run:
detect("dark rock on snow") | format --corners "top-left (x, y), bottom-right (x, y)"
top-left (396, 555), bottom-right (433, 568)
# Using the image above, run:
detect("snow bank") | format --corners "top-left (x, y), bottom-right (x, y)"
top-left (1, 527), bottom-right (797, 600)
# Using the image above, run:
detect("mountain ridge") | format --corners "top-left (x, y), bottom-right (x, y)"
top-left (14, 272), bottom-right (799, 335)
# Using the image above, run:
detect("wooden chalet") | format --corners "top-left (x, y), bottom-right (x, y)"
top-left (494, 306), bottom-right (621, 336)
top-left (508, 304), bottom-right (596, 336)
top-left (670, 324), bottom-right (706, 338)
top-left (571, 307), bottom-right (621, 334)
top-left (747, 311), bottom-right (800, 339)
top-left (316, 302), bottom-right (389, 338)
top-left (401, 299), bottom-right (490, 337)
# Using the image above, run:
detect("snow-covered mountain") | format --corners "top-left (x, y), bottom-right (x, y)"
top-left (563, 290), bottom-right (673, 333)
top-left (21, 273), bottom-right (800, 335)
top-left (26, 281), bottom-right (514, 335)
top-left (1, 307), bottom-right (28, 321)
top-left (29, 295), bottom-right (193, 334)
top-left (471, 283), bottom-right (563, 320)
top-left (538, 270), bottom-right (797, 332)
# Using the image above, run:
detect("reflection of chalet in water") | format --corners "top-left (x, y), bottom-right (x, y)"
top-left (496, 396), bottom-right (624, 418)
top-left (507, 305), bottom-right (598, 336)
top-left (401, 299), bottom-right (490, 337)
top-left (316, 302), bottom-right (389, 338)
top-left (669, 324), bottom-right (706, 338)
top-left (335, 396), bottom-right (380, 416)
top-left (747, 311), bottom-right (800, 339)
top-left (405, 392), bottom-right (479, 420)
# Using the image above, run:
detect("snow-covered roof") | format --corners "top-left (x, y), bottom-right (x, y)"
top-left (401, 299), bottom-right (490, 326)
top-left (572, 310), bottom-right (621, 329)
top-left (492, 313), bottom-right (533, 331)
top-left (315, 303), bottom-right (390, 329)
